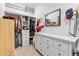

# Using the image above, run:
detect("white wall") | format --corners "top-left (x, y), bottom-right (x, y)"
top-left (0, 3), bottom-right (5, 18)
top-left (4, 7), bottom-right (34, 17)
top-left (4, 3), bottom-right (34, 17)
top-left (0, 3), bottom-right (35, 18)
top-left (35, 3), bottom-right (78, 35)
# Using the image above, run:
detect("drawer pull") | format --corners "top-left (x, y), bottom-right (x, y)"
top-left (47, 40), bottom-right (49, 42)
top-left (58, 53), bottom-right (61, 56)
top-left (47, 47), bottom-right (49, 49)
top-left (47, 55), bottom-right (49, 56)
top-left (58, 44), bottom-right (61, 47)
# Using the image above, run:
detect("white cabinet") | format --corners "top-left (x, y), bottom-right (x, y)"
top-left (35, 33), bottom-right (79, 56)
top-left (21, 16), bottom-right (29, 47)
top-left (0, 4), bottom-right (5, 17)
top-left (22, 30), bottom-right (29, 47)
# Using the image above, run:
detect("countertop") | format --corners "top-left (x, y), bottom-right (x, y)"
top-left (36, 32), bottom-right (79, 43)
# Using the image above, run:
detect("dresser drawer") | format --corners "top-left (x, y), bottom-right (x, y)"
top-left (46, 45), bottom-right (68, 56)
top-left (40, 43), bottom-right (68, 56)
top-left (36, 35), bottom-right (45, 42)
top-left (40, 36), bottom-right (54, 46)
top-left (37, 42), bottom-right (47, 56)
top-left (36, 36), bottom-right (41, 41)
top-left (35, 42), bottom-right (44, 52)
top-left (53, 40), bottom-right (69, 52)
top-left (41, 45), bottom-right (48, 56)
top-left (35, 43), bottom-right (41, 52)
top-left (54, 49), bottom-right (68, 56)
top-left (41, 44), bottom-right (56, 56)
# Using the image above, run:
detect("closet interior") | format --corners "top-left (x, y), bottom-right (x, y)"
top-left (3, 12), bottom-right (36, 48)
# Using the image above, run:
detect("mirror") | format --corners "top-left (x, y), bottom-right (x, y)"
top-left (69, 10), bottom-right (78, 37)
top-left (45, 9), bottom-right (61, 26)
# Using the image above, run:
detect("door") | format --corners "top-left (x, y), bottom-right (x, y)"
top-left (29, 17), bottom-right (36, 44)
top-left (0, 19), bottom-right (15, 56)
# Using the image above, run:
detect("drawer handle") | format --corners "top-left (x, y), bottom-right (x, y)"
top-left (47, 47), bottom-right (49, 49)
top-left (58, 44), bottom-right (61, 47)
top-left (47, 40), bottom-right (49, 42)
top-left (58, 53), bottom-right (61, 56)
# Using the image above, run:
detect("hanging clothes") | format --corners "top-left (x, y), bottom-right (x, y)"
top-left (36, 18), bottom-right (44, 32)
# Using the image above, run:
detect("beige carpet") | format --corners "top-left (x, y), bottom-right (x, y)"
top-left (15, 45), bottom-right (41, 56)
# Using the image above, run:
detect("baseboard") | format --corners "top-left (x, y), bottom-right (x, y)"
top-left (35, 48), bottom-right (43, 56)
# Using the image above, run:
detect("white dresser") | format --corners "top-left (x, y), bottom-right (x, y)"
top-left (35, 32), bottom-right (79, 56)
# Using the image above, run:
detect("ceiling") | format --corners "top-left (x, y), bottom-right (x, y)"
top-left (11, 3), bottom-right (79, 9)
top-left (18, 3), bottom-right (40, 8)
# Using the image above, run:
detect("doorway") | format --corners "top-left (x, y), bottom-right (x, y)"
top-left (29, 17), bottom-right (36, 45)
top-left (4, 12), bottom-right (22, 48)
